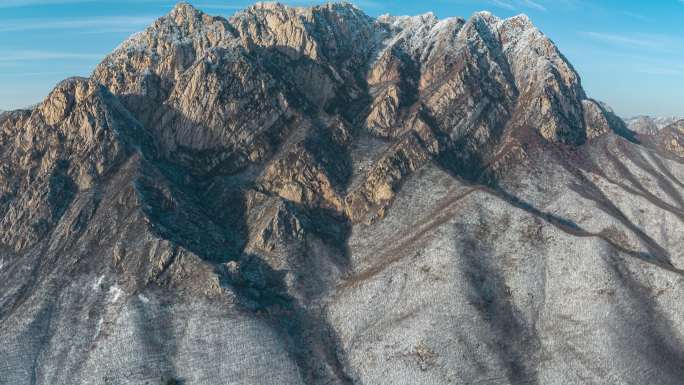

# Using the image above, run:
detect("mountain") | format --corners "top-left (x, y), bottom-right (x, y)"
top-left (623, 116), bottom-right (684, 158)
top-left (655, 119), bottom-right (684, 158)
top-left (2, 3), bottom-right (684, 385)
top-left (625, 115), bottom-right (681, 135)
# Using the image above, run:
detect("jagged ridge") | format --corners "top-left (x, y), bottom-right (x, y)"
top-left (1, 3), bottom-right (684, 385)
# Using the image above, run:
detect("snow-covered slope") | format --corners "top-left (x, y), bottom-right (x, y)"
top-left (1, 3), bottom-right (684, 385)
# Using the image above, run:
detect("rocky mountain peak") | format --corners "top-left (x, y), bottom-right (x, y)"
top-left (39, 77), bottom-right (98, 125)
top-left (6, 4), bottom-right (683, 385)
top-left (231, 0), bottom-right (375, 64)
top-left (169, 1), bottom-right (202, 20)
top-left (170, 1), bottom-right (199, 14)
top-left (87, 2), bottom-right (635, 215)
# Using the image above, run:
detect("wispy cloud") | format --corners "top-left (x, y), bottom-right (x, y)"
top-left (0, 0), bottom-right (176, 7)
top-left (635, 66), bottom-right (682, 76)
top-left (578, 48), bottom-right (684, 78)
top-left (489, 0), bottom-right (550, 12)
top-left (580, 31), bottom-right (680, 52)
top-left (0, 70), bottom-right (91, 77)
top-left (0, 50), bottom-right (104, 62)
top-left (491, 0), bottom-right (517, 11)
top-left (0, 0), bottom-right (95, 7)
top-left (521, 0), bottom-right (547, 11)
top-left (622, 11), bottom-right (652, 22)
top-left (581, 32), bottom-right (660, 47)
top-left (631, 56), bottom-right (684, 76)
top-left (0, 16), bottom-right (157, 33)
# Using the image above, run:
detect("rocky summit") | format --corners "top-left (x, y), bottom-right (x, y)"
top-left (1, 2), bottom-right (684, 385)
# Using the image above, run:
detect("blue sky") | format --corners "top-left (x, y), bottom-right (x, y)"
top-left (1, 0), bottom-right (683, 117)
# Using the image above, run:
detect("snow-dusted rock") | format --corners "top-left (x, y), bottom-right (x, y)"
top-left (1, 3), bottom-right (683, 385)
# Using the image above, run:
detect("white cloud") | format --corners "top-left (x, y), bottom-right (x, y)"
top-left (630, 56), bottom-right (684, 77)
top-left (622, 11), bottom-right (651, 22)
top-left (0, 0), bottom-right (95, 7)
top-left (522, 0), bottom-right (547, 11)
top-left (489, 0), bottom-right (552, 12)
top-left (0, 50), bottom-right (104, 62)
top-left (0, 15), bottom-right (157, 33)
top-left (580, 31), bottom-right (680, 52)
top-left (582, 32), bottom-right (659, 47)
top-left (635, 67), bottom-right (682, 76)
top-left (0, 0), bottom-right (173, 7)
top-left (491, 0), bottom-right (517, 11)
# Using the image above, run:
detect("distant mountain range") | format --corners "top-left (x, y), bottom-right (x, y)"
top-left (2, 3), bottom-right (684, 385)
top-left (624, 115), bottom-right (682, 134)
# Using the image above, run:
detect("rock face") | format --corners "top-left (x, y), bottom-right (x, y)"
top-left (2, 3), bottom-right (684, 385)
top-left (659, 120), bottom-right (684, 158)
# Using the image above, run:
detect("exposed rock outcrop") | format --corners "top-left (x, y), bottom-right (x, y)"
top-left (661, 120), bottom-right (684, 157)
top-left (2, 3), bottom-right (683, 385)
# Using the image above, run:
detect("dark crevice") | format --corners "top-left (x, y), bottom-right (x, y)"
top-left (605, 253), bottom-right (684, 381)
top-left (613, 140), bottom-right (684, 208)
top-left (222, 251), bottom-right (355, 385)
top-left (456, 217), bottom-right (540, 385)
top-left (601, 148), bottom-right (684, 219)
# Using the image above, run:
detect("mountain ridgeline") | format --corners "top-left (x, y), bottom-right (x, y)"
top-left (1, 3), bottom-right (684, 385)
